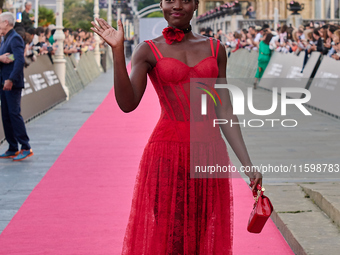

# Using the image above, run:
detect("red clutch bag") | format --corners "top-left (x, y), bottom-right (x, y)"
top-left (247, 182), bottom-right (273, 233)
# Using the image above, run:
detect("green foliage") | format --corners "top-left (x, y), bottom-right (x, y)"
top-left (63, 18), bottom-right (72, 29)
top-left (62, 0), bottom-right (117, 31)
top-left (111, 19), bottom-right (117, 29)
top-left (38, 6), bottom-right (56, 27)
top-left (62, 0), bottom-right (92, 31)
top-left (138, 0), bottom-right (160, 11)
top-left (146, 11), bottom-right (163, 18)
top-left (74, 20), bottom-right (92, 31)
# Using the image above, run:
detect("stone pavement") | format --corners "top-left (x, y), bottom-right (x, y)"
top-left (1, 66), bottom-right (340, 254)
top-left (266, 182), bottom-right (340, 255)
top-left (0, 68), bottom-right (114, 234)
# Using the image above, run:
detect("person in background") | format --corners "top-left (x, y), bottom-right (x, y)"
top-left (33, 29), bottom-right (48, 55)
top-left (32, 26), bottom-right (44, 45)
top-left (45, 28), bottom-right (51, 44)
top-left (26, 27), bottom-right (35, 45)
top-left (64, 33), bottom-right (78, 56)
top-left (269, 29), bottom-right (279, 51)
top-left (327, 25), bottom-right (337, 57)
top-left (47, 29), bottom-right (56, 45)
top-left (14, 26), bottom-right (26, 41)
top-left (231, 31), bottom-right (242, 53)
top-left (215, 29), bottom-right (223, 41)
top-left (21, 1), bottom-right (34, 30)
top-left (285, 28), bottom-right (296, 53)
top-left (199, 27), bottom-right (206, 35)
top-left (246, 5), bottom-right (256, 19)
top-left (310, 29), bottom-right (324, 54)
top-left (205, 27), bottom-right (214, 37)
top-left (254, 30), bottom-right (273, 89)
top-left (24, 27), bottom-right (36, 67)
top-left (253, 25), bottom-right (263, 49)
top-left (278, 24), bottom-right (288, 50)
top-left (262, 23), bottom-right (270, 33)
top-left (331, 29), bottom-right (340, 60)
top-left (328, 25), bottom-right (337, 40)
top-left (0, 12), bottom-right (33, 161)
top-left (245, 26), bottom-right (256, 50)
top-left (248, 26), bottom-right (256, 37)
top-left (240, 29), bottom-right (249, 48)
top-left (63, 28), bottom-right (70, 40)
top-left (72, 31), bottom-right (81, 62)
top-left (292, 29), bottom-right (304, 55)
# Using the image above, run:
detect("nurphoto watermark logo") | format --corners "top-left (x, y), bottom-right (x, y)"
top-left (196, 80), bottom-right (312, 128)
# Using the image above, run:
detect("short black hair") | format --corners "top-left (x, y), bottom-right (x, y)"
top-left (15, 28), bottom-right (26, 41)
top-left (27, 27), bottom-right (36, 35)
top-left (262, 24), bottom-right (270, 30)
top-left (329, 25), bottom-right (337, 34)
top-left (35, 26), bottom-right (45, 36)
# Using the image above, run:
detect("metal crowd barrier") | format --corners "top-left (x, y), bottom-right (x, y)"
top-left (227, 48), bottom-right (340, 118)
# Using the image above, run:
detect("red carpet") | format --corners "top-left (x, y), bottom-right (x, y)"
top-left (0, 63), bottom-right (293, 254)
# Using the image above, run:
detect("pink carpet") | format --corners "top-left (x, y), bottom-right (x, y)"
top-left (0, 63), bottom-right (294, 254)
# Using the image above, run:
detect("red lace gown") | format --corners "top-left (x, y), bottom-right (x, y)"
top-left (121, 38), bottom-right (234, 255)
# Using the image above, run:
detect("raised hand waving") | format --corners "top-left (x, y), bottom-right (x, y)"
top-left (91, 18), bottom-right (124, 50)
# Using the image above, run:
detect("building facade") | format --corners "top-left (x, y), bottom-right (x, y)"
top-left (197, 0), bottom-right (340, 20)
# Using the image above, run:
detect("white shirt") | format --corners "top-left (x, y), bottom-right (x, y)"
top-left (254, 33), bottom-right (262, 43)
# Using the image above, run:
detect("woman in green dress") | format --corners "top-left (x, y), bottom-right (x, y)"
top-left (254, 31), bottom-right (273, 89)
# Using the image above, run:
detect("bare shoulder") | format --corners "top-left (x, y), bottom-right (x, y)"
top-left (132, 41), bottom-right (152, 60)
top-left (131, 41), bottom-right (155, 70)
top-left (191, 33), bottom-right (222, 49)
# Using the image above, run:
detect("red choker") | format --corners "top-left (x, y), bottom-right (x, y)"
top-left (162, 26), bottom-right (191, 45)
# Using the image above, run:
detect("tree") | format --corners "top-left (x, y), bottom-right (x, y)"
top-left (63, 0), bottom-right (109, 31)
top-left (138, 0), bottom-right (160, 11)
top-left (147, 11), bottom-right (163, 18)
top-left (38, 6), bottom-right (56, 27)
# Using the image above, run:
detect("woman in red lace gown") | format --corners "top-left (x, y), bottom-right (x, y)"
top-left (91, 0), bottom-right (262, 254)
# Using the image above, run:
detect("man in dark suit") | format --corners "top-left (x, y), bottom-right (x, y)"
top-left (0, 12), bottom-right (33, 161)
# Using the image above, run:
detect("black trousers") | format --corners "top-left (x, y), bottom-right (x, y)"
top-left (0, 88), bottom-right (30, 151)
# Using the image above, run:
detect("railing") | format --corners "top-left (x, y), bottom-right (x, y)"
top-left (239, 18), bottom-right (340, 30)
top-left (303, 19), bottom-right (340, 25)
top-left (238, 19), bottom-right (287, 30)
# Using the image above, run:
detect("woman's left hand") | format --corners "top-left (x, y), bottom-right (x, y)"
top-left (248, 171), bottom-right (263, 191)
top-left (91, 18), bottom-right (124, 50)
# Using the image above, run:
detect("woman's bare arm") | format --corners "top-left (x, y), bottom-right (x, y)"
top-left (91, 18), bottom-right (151, 112)
top-left (214, 40), bottom-right (262, 190)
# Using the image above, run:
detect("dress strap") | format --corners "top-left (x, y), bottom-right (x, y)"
top-left (216, 40), bottom-right (220, 58)
top-left (145, 40), bottom-right (163, 61)
top-left (209, 37), bottom-right (215, 57)
top-left (209, 37), bottom-right (220, 58)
